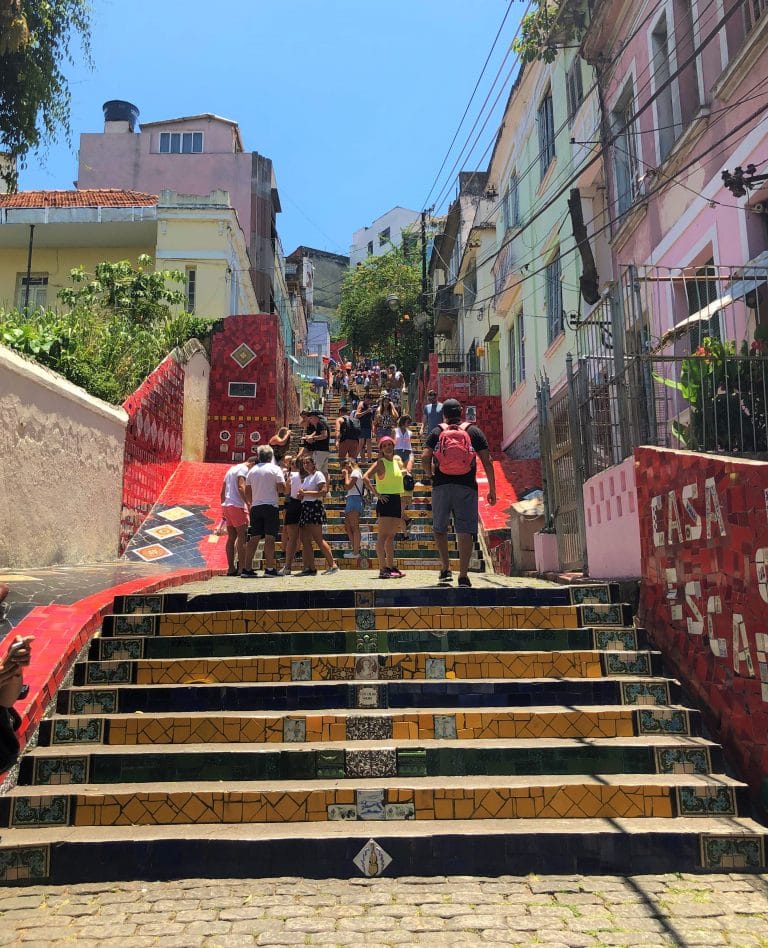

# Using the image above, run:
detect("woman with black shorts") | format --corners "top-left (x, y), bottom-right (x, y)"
top-left (297, 456), bottom-right (338, 575)
top-left (280, 455), bottom-right (302, 576)
top-left (363, 436), bottom-right (406, 579)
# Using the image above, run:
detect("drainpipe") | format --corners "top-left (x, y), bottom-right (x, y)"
top-left (24, 224), bottom-right (35, 310)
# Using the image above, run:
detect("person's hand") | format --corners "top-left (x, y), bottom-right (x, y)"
top-left (297, 489), bottom-right (305, 500)
top-left (5, 636), bottom-right (33, 669)
top-left (487, 490), bottom-right (497, 506)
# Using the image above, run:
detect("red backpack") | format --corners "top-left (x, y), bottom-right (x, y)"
top-left (434, 422), bottom-right (475, 475)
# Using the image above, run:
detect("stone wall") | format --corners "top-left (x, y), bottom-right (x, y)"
top-left (636, 446), bottom-right (768, 798)
top-left (0, 345), bottom-right (127, 567)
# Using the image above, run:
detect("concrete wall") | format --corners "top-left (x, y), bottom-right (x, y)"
top-left (583, 457), bottom-right (641, 579)
top-left (182, 348), bottom-right (210, 461)
top-left (0, 345), bottom-right (127, 567)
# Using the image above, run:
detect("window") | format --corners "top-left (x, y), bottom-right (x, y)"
top-left (566, 61), bottom-right (584, 124)
top-left (509, 312), bottom-right (526, 391)
top-left (685, 262), bottom-right (721, 351)
top-left (228, 382), bottom-right (257, 398)
top-left (516, 312), bottom-right (526, 384)
top-left (537, 90), bottom-right (556, 179)
top-left (545, 252), bottom-right (563, 345)
top-left (185, 267), bottom-right (196, 313)
top-left (508, 326), bottom-right (516, 391)
top-left (378, 227), bottom-right (390, 246)
top-left (745, 0), bottom-right (768, 33)
top-left (159, 131), bottom-right (203, 154)
top-left (367, 240), bottom-right (374, 256)
top-left (503, 172), bottom-right (520, 231)
top-left (612, 82), bottom-right (640, 216)
top-left (651, 15), bottom-right (676, 162)
top-left (15, 273), bottom-right (48, 310)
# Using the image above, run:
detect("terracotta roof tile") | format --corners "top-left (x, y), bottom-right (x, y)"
top-left (0, 189), bottom-right (158, 208)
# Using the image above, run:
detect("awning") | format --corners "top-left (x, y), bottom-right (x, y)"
top-left (287, 354), bottom-right (299, 365)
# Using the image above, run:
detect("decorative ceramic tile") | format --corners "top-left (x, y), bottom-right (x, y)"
top-left (355, 629), bottom-right (378, 654)
top-left (581, 604), bottom-right (624, 626)
top-left (355, 685), bottom-right (383, 709)
top-left (620, 682), bottom-right (669, 706)
top-left (230, 342), bottom-right (257, 368)
top-left (571, 585), bottom-right (610, 605)
top-left (345, 749), bottom-right (397, 778)
top-left (425, 658), bottom-right (446, 679)
top-left (0, 846), bottom-right (50, 882)
top-left (637, 709), bottom-right (689, 735)
top-left (594, 629), bottom-right (636, 651)
top-left (158, 506), bottom-right (194, 522)
top-left (434, 715), bottom-right (457, 739)
top-left (122, 595), bottom-right (163, 615)
top-left (112, 614), bottom-right (157, 636)
top-left (132, 543), bottom-right (173, 563)
top-left (283, 718), bottom-right (306, 742)
top-left (353, 839), bottom-right (392, 877)
top-left (346, 716), bottom-right (392, 741)
top-left (677, 786), bottom-right (737, 816)
top-left (68, 690), bottom-right (118, 715)
top-left (52, 718), bottom-right (104, 745)
top-left (291, 660), bottom-right (312, 682)
top-left (354, 655), bottom-right (380, 681)
top-left (355, 608), bottom-right (375, 631)
top-left (11, 795), bottom-right (70, 827)
top-left (699, 835), bottom-right (765, 870)
top-left (99, 638), bottom-right (144, 661)
top-left (328, 804), bottom-right (357, 821)
top-left (602, 653), bottom-right (652, 676)
top-left (356, 789), bottom-right (386, 820)
top-left (356, 591), bottom-right (375, 609)
top-left (397, 749), bottom-right (427, 776)
top-left (86, 661), bottom-right (132, 685)
top-left (33, 756), bottom-right (89, 785)
top-left (316, 750), bottom-right (345, 778)
top-left (385, 803), bottom-right (415, 820)
top-left (655, 747), bottom-right (710, 775)
top-left (145, 524), bottom-right (183, 541)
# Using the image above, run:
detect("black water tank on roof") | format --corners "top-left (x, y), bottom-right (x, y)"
top-left (102, 100), bottom-right (140, 132)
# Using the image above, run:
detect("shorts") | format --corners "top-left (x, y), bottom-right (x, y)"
top-left (345, 494), bottom-right (364, 514)
top-left (221, 505), bottom-right (248, 529)
top-left (431, 483), bottom-right (478, 535)
top-left (376, 494), bottom-right (402, 519)
top-left (359, 426), bottom-right (372, 440)
top-left (375, 428), bottom-right (393, 442)
top-left (394, 449), bottom-right (411, 464)
top-left (284, 497), bottom-right (302, 526)
top-left (249, 504), bottom-right (281, 538)
top-left (337, 438), bottom-right (359, 459)
top-left (299, 499), bottom-right (327, 526)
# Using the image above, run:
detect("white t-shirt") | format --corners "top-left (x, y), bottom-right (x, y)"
top-left (288, 471), bottom-right (303, 500)
top-left (246, 462), bottom-right (285, 507)
top-left (300, 470), bottom-right (326, 502)
top-left (346, 466), bottom-right (363, 498)
top-left (223, 463), bottom-right (249, 508)
top-left (394, 427), bottom-right (412, 452)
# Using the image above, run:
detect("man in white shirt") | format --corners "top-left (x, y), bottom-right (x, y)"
top-left (220, 456), bottom-right (257, 576)
top-left (243, 446), bottom-right (286, 577)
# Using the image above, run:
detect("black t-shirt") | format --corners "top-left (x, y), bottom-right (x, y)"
top-left (310, 417), bottom-right (330, 451)
top-left (425, 423), bottom-right (489, 490)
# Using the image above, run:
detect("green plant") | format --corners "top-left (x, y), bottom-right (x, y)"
top-left (512, 0), bottom-right (587, 64)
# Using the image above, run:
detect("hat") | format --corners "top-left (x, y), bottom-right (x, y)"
top-left (442, 398), bottom-right (462, 419)
top-left (378, 436), bottom-right (395, 446)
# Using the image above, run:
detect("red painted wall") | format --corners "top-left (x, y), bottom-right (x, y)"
top-left (206, 313), bottom-right (293, 462)
top-left (120, 355), bottom-right (185, 553)
top-left (436, 378), bottom-right (503, 454)
top-left (636, 446), bottom-right (768, 797)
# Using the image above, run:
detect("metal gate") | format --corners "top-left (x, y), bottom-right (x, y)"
top-left (537, 359), bottom-right (587, 572)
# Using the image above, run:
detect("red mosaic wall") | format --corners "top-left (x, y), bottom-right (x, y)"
top-left (636, 446), bottom-right (768, 796)
top-left (120, 355), bottom-right (184, 553)
top-left (436, 378), bottom-right (504, 454)
top-left (206, 313), bottom-right (295, 462)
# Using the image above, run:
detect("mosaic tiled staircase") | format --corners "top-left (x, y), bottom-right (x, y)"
top-left (1, 582), bottom-right (765, 885)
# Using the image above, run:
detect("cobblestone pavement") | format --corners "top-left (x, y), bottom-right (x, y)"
top-left (1, 873), bottom-right (767, 946)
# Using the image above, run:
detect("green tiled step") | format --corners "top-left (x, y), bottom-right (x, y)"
top-left (37, 704), bottom-right (703, 749)
top-left (0, 774), bottom-right (750, 829)
top-left (71, 649), bottom-right (664, 687)
top-left (1, 818), bottom-right (764, 884)
top-left (17, 736), bottom-right (725, 786)
top-left (90, 625), bottom-right (649, 660)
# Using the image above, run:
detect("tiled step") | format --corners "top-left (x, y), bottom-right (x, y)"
top-left (2, 817), bottom-right (764, 883)
top-left (18, 736), bottom-right (725, 786)
top-left (38, 704), bottom-right (702, 748)
top-left (0, 774), bottom-right (751, 829)
top-left (71, 649), bottom-right (664, 687)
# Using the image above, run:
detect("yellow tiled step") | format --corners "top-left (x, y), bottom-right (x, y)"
top-left (4, 774), bottom-right (747, 827)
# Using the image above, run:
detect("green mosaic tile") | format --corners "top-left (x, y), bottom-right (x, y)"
top-left (0, 845), bottom-right (50, 883)
top-left (316, 749), bottom-right (345, 779)
top-left (99, 638), bottom-right (144, 661)
top-left (677, 786), bottom-right (737, 817)
top-left (33, 756), bottom-right (89, 786)
top-left (68, 690), bottom-right (118, 715)
top-left (11, 795), bottom-right (70, 827)
top-left (602, 652), bottom-right (652, 676)
top-left (580, 604), bottom-right (626, 627)
top-left (280, 751), bottom-right (317, 780)
top-left (571, 585), bottom-right (611, 605)
top-left (636, 709), bottom-right (690, 735)
top-left (655, 747), bottom-right (710, 775)
top-left (354, 629), bottom-right (378, 654)
top-left (120, 594), bottom-right (164, 615)
top-left (86, 661), bottom-right (133, 685)
top-left (621, 682), bottom-right (669, 706)
top-left (699, 835), bottom-right (766, 870)
top-left (397, 748), bottom-right (427, 777)
top-left (594, 629), bottom-right (637, 651)
top-left (52, 718), bottom-right (104, 745)
top-left (355, 608), bottom-right (375, 631)
top-left (112, 614), bottom-right (158, 636)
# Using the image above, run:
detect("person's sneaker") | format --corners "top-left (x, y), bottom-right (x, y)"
top-left (279, 566), bottom-right (293, 576)
top-left (263, 568), bottom-right (279, 577)
top-left (389, 568), bottom-right (405, 578)
top-left (226, 569), bottom-right (239, 577)
top-left (321, 565), bottom-right (339, 575)
top-left (298, 568), bottom-right (317, 577)
top-left (378, 567), bottom-right (392, 579)
top-left (343, 551), bottom-right (358, 558)
top-left (438, 569), bottom-right (453, 583)
top-left (458, 575), bottom-right (472, 588)
top-left (240, 569), bottom-right (257, 578)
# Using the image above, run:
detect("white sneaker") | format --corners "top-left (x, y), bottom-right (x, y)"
top-left (343, 551), bottom-right (358, 559)
top-left (279, 566), bottom-right (293, 576)
top-left (321, 565), bottom-right (340, 574)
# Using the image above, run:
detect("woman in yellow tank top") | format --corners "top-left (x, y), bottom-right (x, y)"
top-left (363, 437), bottom-right (406, 579)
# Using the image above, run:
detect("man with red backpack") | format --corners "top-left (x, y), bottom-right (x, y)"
top-left (422, 398), bottom-right (496, 587)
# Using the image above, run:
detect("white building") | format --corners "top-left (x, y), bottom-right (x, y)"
top-left (349, 206), bottom-right (421, 266)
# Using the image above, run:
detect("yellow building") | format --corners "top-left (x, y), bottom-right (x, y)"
top-left (0, 188), bottom-right (257, 317)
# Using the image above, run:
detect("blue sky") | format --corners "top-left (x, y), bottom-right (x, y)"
top-left (20, 0), bottom-right (523, 256)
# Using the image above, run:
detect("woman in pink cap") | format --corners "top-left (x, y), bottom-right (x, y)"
top-left (363, 437), bottom-right (406, 579)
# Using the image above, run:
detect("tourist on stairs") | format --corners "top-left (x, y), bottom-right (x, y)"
top-left (243, 446), bottom-right (286, 578)
top-left (364, 437), bottom-right (406, 579)
top-left (0, 632), bottom-right (33, 774)
top-left (279, 455), bottom-right (303, 576)
top-left (354, 396), bottom-right (373, 463)
top-left (373, 395), bottom-right (399, 443)
top-left (219, 456), bottom-right (256, 576)
top-left (268, 426), bottom-right (291, 463)
top-left (297, 456), bottom-right (338, 575)
top-left (341, 458), bottom-right (364, 559)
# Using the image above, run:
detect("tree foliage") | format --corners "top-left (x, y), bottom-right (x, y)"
top-left (0, 0), bottom-right (91, 190)
top-left (512, 0), bottom-right (587, 64)
top-left (338, 245), bottom-right (424, 377)
top-left (0, 256), bottom-right (217, 403)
